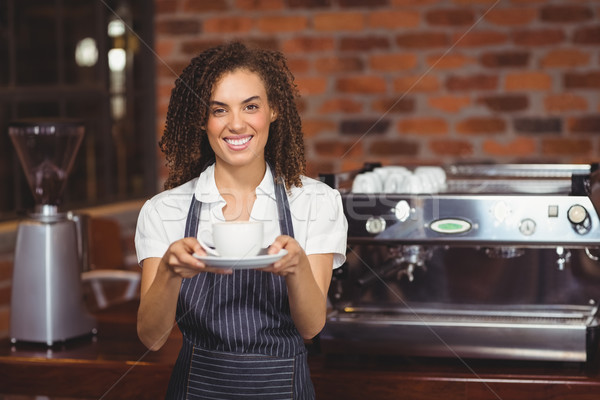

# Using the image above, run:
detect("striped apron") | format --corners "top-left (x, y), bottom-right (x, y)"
top-left (165, 177), bottom-right (315, 400)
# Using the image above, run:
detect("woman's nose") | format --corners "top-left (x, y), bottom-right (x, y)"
top-left (227, 111), bottom-right (246, 132)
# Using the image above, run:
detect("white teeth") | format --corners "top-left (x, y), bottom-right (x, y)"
top-left (225, 136), bottom-right (251, 146)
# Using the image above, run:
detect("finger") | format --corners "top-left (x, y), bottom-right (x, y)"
top-left (182, 237), bottom-right (203, 255)
top-left (268, 235), bottom-right (291, 254)
top-left (267, 242), bottom-right (282, 255)
top-left (184, 252), bottom-right (206, 268)
top-left (272, 251), bottom-right (293, 269)
top-left (194, 248), bottom-right (211, 257)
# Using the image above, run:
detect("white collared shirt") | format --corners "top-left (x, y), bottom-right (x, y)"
top-left (135, 164), bottom-right (348, 268)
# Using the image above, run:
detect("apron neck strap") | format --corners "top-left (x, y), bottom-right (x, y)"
top-left (185, 167), bottom-right (294, 238)
top-left (273, 175), bottom-right (294, 238)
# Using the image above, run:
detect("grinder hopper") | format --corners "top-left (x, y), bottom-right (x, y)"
top-left (9, 120), bottom-right (96, 345)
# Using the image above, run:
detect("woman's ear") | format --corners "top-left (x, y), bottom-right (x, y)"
top-left (270, 110), bottom-right (277, 122)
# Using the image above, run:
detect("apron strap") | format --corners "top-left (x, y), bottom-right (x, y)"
top-left (185, 192), bottom-right (202, 238)
top-left (274, 177), bottom-right (295, 238)
top-left (185, 172), bottom-right (294, 238)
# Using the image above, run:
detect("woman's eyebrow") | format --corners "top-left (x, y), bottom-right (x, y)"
top-left (209, 96), bottom-right (261, 107)
top-left (242, 95), bottom-right (261, 103)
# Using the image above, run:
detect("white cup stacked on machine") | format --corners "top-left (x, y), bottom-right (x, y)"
top-left (351, 165), bottom-right (446, 194)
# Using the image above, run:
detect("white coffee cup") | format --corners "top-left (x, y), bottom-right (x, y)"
top-left (352, 172), bottom-right (383, 193)
top-left (402, 174), bottom-right (424, 194)
top-left (384, 173), bottom-right (407, 193)
top-left (199, 221), bottom-right (263, 258)
top-left (383, 168), bottom-right (412, 193)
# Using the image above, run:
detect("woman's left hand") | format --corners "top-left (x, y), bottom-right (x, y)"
top-left (260, 235), bottom-right (334, 338)
top-left (259, 235), bottom-right (309, 277)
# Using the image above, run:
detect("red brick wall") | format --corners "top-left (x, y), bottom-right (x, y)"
top-left (154, 0), bottom-right (600, 179)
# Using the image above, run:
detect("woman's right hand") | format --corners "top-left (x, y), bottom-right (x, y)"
top-left (162, 237), bottom-right (232, 278)
top-left (138, 237), bottom-right (231, 350)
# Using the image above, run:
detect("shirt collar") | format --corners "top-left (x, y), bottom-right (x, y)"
top-left (257, 163), bottom-right (275, 198)
top-left (193, 163), bottom-right (276, 203)
top-left (194, 164), bottom-right (221, 203)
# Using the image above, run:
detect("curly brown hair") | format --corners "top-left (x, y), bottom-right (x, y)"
top-left (159, 41), bottom-right (305, 190)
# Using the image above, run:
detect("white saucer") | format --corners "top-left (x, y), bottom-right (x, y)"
top-left (193, 249), bottom-right (288, 270)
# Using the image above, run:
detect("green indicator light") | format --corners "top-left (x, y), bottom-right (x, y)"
top-left (439, 223), bottom-right (463, 231)
top-left (430, 218), bottom-right (471, 234)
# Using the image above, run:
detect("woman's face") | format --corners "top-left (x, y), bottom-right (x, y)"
top-left (206, 68), bottom-right (276, 171)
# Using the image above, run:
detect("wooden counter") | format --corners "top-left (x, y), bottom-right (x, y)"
top-left (0, 301), bottom-right (177, 399)
top-left (2, 301), bottom-right (600, 399)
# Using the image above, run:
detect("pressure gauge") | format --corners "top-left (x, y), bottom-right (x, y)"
top-left (366, 216), bottom-right (386, 234)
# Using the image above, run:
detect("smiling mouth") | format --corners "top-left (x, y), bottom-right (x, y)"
top-left (224, 136), bottom-right (252, 146)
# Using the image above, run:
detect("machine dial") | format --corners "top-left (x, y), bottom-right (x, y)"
top-left (567, 204), bottom-right (591, 234)
top-left (519, 218), bottom-right (536, 236)
top-left (394, 200), bottom-right (411, 222)
top-left (366, 216), bottom-right (386, 234)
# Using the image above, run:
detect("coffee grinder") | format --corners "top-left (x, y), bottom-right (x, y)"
top-left (9, 120), bottom-right (96, 345)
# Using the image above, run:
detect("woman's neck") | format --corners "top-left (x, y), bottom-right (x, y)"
top-left (214, 160), bottom-right (267, 222)
top-left (214, 159), bottom-right (266, 193)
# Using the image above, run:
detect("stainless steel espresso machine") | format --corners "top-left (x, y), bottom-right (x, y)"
top-left (320, 163), bottom-right (600, 362)
top-left (9, 120), bottom-right (96, 346)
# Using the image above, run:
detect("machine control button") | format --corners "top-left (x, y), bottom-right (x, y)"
top-left (394, 200), bottom-right (411, 222)
top-left (493, 201), bottom-right (510, 222)
top-left (519, 218), bottom-right (536, 236)
top-left (548, 205), bottom-right (559, 218)
top-left (567, 205), bottom-right (587, 225)
top-left (430, 218), bottom-right (471, 234)
top-left (366, 216), bottom-right (386, 234)
top-left (567, 204), bottom-right (591, 234)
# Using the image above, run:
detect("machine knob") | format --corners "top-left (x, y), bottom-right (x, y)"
top-left (394, 200), bottom-right (411, 222)
top-left (567, 205), bottom-right (587, 224)
top-left (519, 218), bottom-right (536, 236)
top-left (567, 204), bottom-right (591, 234)
top-left (366, 216), bottom-right (386, 234)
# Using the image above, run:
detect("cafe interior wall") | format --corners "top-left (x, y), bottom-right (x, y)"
top-left (1, 0), bottom-right (599, 339)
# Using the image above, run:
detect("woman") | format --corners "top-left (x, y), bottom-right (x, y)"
top-left (135, 42), bottom-right (348, 399)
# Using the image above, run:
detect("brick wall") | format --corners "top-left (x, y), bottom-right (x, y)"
top-left (154, 0), bottom-right (600, 178)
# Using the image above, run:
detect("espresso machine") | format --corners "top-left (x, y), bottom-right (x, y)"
top-left (320, 163), bottom-right (600, 362)
top-left (9, 120), bottom-right (96, 346)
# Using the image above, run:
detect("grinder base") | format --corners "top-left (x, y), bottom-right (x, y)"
top-left (10, 216), bottom-right (96, 346)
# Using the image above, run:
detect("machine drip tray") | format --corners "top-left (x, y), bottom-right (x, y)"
top-left (321, 304), bottom-right (600, 362)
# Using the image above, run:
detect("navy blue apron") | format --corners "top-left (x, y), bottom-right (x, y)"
top-left (165, 175), bottom-right (315, 400)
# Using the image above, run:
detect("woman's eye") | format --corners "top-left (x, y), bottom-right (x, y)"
top-left (211, 108), bottom-right (226, 115)
top-left (245, 104), bottom-right (259, 111)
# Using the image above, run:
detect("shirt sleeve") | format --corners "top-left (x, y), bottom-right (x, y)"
top-left (134, 199), bottom-right (171, 266)
top-left (304, 185), bottom-right (348, 269)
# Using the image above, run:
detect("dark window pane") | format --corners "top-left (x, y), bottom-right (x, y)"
top-left (16, 101), bottom-right (60, 118)
top-left (15, 0), bottom-right (58, 85)
top-left (65, 98), bottom-right (105, 207)
top-left (0, 103), bottom-right (21, 218)
top-left (0, 0), bottom-right (155, 221)
top-left (64, 0), bottom-right (102, 85)
top-left (0, 0), bottom-right (9, 85)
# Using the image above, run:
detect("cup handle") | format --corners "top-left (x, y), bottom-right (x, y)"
top-left (196, 230), bottom-right (220, 257)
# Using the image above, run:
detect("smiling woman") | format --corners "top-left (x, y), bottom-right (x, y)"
top-left (135, 42), bottom-right (348, 399)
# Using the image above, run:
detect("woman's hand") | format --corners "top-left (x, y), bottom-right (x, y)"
top-left (260, 235), bottom-right (334, 339)
top-left (260, 235), bottom-right (309, 277)
top-left (162, 237), bottom-right (232, 278)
